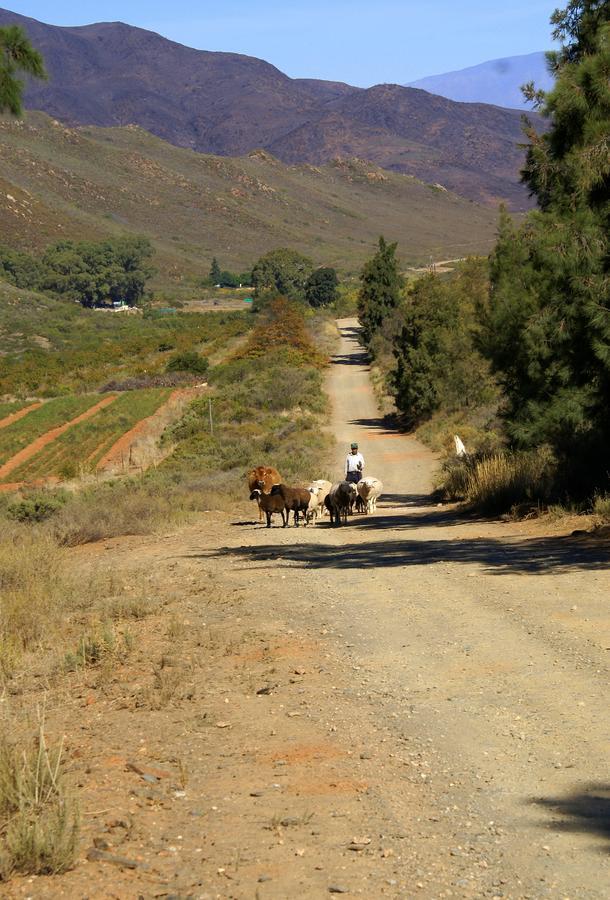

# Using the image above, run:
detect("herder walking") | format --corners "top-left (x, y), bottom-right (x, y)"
top-left (345, 441), bottom-right (365, 484)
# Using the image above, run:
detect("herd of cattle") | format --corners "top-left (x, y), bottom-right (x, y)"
top-left (248, 465), bottom-right (383, 527)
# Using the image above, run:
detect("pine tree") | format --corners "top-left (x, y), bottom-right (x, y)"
top-left (357, 237), bottom-right (403, 346)
top-left (0, 24), bottom-right (46, 116)
top-left (209, 257), bottom-right (221, 285)
top-left (480, 1), bottom-right (610, 495)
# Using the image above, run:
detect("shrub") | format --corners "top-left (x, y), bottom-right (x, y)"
top-left (7, 490), bottom-right (69, 523)
top-left (166, 350), bottom-right (209, 375)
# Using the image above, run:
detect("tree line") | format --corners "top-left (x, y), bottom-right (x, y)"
top-left (358, 0), bottom-right (610, 507)
top-left (207, 249), bottom-right (339, 308)
top-left (0, 237), bottom-right (155, 307)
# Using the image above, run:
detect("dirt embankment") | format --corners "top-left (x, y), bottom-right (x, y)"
top-left (96, 387), bottom-right (205, 474)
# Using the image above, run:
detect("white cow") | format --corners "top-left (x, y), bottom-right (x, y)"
top-left (356, 476), bottom-right (383, 514)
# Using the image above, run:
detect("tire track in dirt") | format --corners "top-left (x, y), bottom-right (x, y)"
top-left (0, 395), bottom-right (117, 482)
top-left (0, 401), bottom-right (43, 430)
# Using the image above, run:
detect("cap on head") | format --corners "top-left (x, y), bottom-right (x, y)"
top-left (351, 442), bottom-right (358, 449)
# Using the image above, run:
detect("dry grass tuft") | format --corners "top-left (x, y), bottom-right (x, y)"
top-left (439, 448), bottom-right (555, 515)
top-left (0, 721), bottom-right (79, 879)
top-left (592, 493), bottom-right (610, 524)
top-left (0, 525), bottom-right (70, 678)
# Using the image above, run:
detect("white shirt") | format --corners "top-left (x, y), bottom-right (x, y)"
top-left (345, 451), bottom-right (365, 474)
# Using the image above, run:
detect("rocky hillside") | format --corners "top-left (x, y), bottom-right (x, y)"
top-left (0, 8), bottom-right (539, 209)
top-left (0, 113), bottom-right (502, 283)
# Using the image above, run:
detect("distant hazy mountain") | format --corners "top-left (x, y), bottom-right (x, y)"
top-left (0, 8), bottom-right (543, 208)
top-left (408, 52), bottom-right (554, 110)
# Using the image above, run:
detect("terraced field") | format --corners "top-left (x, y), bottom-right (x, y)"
top-left (0, 388), bottom-right (175, 487)
top-left (7, 389), bottom-right (171, 483)
top-left (0, 395), bottom-right (107, 469)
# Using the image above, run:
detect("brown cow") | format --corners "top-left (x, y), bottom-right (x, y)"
top-left (247, 466), bottom-right (281, 521)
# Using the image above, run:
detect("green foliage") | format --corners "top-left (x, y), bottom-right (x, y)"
top-left (392, 259), bottom-right (496, 425)
top-left (0, 244), bottom-right (43, 289)
top-left (166, 351), bottom-right (209, 375)
top-left (305, 267), bottom-right (339, 307)
top-left (0, 24), bottom-right (46, 117)
top-left (481, 3), bottom-right (610, 497)
top-left (6, 490), bottom-right (68, 523)
top-left (251, 248), bottom-right (313, 299)
top-left (358, 237), bottom-right (404, 346)
top-left (218, 270), bottom-right (239, 287)
top-left (164, 298), bottom-right (331, 490)
top-left (0, 236), bottom-right (154, 307)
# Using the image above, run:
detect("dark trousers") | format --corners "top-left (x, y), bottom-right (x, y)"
top-left (346, 471), bottom-right (361, 484)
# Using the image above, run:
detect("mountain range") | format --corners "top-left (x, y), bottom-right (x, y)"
top-left (0, 8), bottom-right (540, 210)
top-left (408, 52), bottom-right (554, 110)
top-left (0, 112), bottom-right (501, 283)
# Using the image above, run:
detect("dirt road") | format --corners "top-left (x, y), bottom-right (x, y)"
top-left (10, 320), bottom-right (608, 899)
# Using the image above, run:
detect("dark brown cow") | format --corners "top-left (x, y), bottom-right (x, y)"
top-left (249, 488), bottom-right (287, 528)
top-left (270, 483), bottom-right (311, 527)
top-left (247, 466), bottom-right (281, 521)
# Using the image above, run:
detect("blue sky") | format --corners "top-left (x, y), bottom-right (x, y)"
top-left (6, 1), bottom-right (557, 85)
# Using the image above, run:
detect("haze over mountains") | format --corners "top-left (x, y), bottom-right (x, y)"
top-left (408, 52), bottom-right (554, 110)
top-left (0, 8), bottom-right (540, 210)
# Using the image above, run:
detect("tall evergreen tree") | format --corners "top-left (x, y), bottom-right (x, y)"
top-left (480, 0), bottom-right (610, 494)
top-left (357, 237), bottom-right (403, 346)
top-left (0, 24), bottom-right (46, 116)
top-left (209, 257), bottom-right (221, 284)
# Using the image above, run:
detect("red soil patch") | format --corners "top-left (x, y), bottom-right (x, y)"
top-left (96, 387), bottom-right (201, 473)
top-left (267, 743), bottom-right (346, 765)
top-left (0, 396), bottom-right (116, 482)
top-left (0, 401), bottom-right (43, 430)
